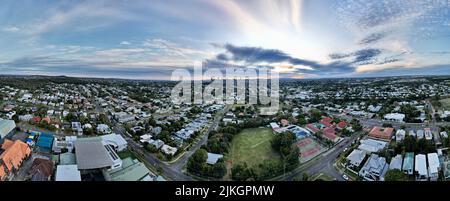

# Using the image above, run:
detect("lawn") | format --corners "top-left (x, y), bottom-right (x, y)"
top-left (440, 98), bottom-right (450, 110)
top-left (228, 128), bottom-right (281, 168)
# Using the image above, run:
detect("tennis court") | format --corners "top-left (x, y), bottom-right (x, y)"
top-left (297, 137), bottom-right (326, 163)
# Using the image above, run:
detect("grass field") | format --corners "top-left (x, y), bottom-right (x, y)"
top-left (440, 98), bottom-right (450, 110)
top-left (228, 128), bottom-right (281, 168)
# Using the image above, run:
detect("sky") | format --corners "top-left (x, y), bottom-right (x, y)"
top-left (0, 0), bottom-right (449, 80)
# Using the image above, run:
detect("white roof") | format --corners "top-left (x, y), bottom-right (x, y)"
top-left (207, 153), bottom-right (224, 165)
top-left (389, 154), bottom-right (403, 170)
top-left (56, 165), bottom-right (81, 181)
top-left (101, 133), bottom-right (127, 147)
top-left (415, 154), bottom-right (428, 176)
top-left (270, 122), bottom-right (280, 129)
top-left (358, 139), bottom-right (388, 153)
top-left (384, 113), bottom-right (405, 120)
top-left (427, 153), bottom-right (440, 174)
top-left (346, 149), bottom-right (366, 165)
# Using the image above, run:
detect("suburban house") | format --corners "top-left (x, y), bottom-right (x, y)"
top-left (358, 139), bottom-right (388, 153)
top-left (161, 144), bottom-right (177, 156)
top-left (97, 124), bottom-right (112, 134)
top-left (389, 154), bottom-right (403, 170)
top-left (427, 153), bottom-right (440, 181)
top-left (383, 113), bottom-right (405, 122)
top-left (358, 154), bottom-right (389, 181)
top-left (424, 128), bottom-right (433, 140)
top-left (395, 129), bottom-right (406, 142)
top-left (415, 154), bottom-right (428, 181)
top-left (346, 149), bottom-right (366, 168)
top-left (206, 153), bottom-right (224, 165)
top-left (368, 126), bottom-right (394, 141)
top-left (402, 152), bottom-right (414, 175)
top-left (417, 130), bottom-right (424, 139)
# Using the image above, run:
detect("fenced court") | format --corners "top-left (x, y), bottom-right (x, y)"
top-left (297, 137), bottom-right (327, 163)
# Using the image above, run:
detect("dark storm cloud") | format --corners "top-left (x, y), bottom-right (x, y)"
top-left (214, 44), bottom-right (355, 75)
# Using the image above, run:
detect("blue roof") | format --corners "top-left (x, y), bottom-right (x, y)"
top-left (36, 134), bottom-right (54, 148)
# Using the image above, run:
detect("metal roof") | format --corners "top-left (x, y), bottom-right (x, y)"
top-left (75, 140), bottom-right (113, 170)
top-left (0, 120), bottom-right (16, 138)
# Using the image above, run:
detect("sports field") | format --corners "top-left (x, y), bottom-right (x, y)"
top-left (229, 128), bottom-right (281, 168)
top-left (440, 98), bottom-right (450, 110)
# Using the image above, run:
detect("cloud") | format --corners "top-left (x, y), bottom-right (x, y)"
top-left (143, 38), bottom-right (211, 58)
top-left (329, 48), bottom-right (382, 64)
top-left (213, 44), bottom-right (355, 76)
top-left (2, 26), bottom-right (20, 33)
top-left (120, 41), bottom-right (131, 45)
top-left (358, 33), bottom-right (385, 45)
top-left (20, 1), bottom-right (137, 36)
top-left (95, 48), bottom-right (147, 57)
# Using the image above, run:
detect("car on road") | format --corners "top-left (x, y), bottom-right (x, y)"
top-left (342, 174), bottom-right (349, 181)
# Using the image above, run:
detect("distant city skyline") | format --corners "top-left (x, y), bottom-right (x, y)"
top-left (0, 0), bottom-right (449, 80)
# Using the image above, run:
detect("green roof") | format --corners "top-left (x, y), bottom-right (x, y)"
top-left (60, 152), bottom-right (76, 165)
top-left (402, 152), bottom-right (414, 170)
top-left (109, 157), bottom-right (151, 181)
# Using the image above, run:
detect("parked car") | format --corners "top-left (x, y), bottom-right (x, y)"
top-left (342, 174), bottom-right (349, 181)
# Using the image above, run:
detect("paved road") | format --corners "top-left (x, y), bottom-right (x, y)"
top-left (279, 134), bottom-right (359, 181)
top-left (114, 105), bottom-right (230, 181)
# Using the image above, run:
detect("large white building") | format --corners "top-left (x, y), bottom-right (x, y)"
top-left (101, 133), bottom-right (128, 152)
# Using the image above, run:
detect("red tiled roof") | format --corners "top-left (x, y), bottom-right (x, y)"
top-left (369, 126), bottom-right (394, 140)
top-left (32, 117), bottom-right (41, 123)
top-left (42, 117), bottom-right (51, 124)
top-left (0, 166), bottom-right (5, 181)
top-left (320, 118), bottom-right (333, 127)
top-left (323, 127), bottom-right (337, 141)
top-left (0, 140), bottom-right (31, 172)
top-left (306, 124), bottom-right (320, 133)
top-left (1, 139), bottom-right (14, 150)
top-left (337, 121), bottom-right (348, 129)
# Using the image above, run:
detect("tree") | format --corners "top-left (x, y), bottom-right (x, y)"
top-left (148, 117), bottom-right (157, 127)
top-left (231, 163), bottom-right (256, 181)
top-left (302, 173), bottom-right (309, 181)
top-left (211, 162), bottom-right (227, 178)
top-left (187, 149), bottom-right (208, 175)
top-left (384, 169), bottom-right (408, 181)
